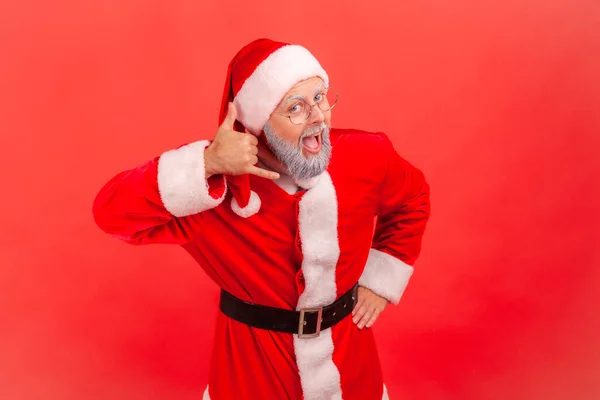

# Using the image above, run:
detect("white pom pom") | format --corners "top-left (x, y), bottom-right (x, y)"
top-left (231, 190), bottom-right (261, 218)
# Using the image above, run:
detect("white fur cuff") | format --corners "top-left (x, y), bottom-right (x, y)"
top-left (157, 140), bottom-right (227, 217)
top-left (359, 248), bottom-right (414, 305)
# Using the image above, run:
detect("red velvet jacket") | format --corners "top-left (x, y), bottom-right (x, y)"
top-left (93, 128), bottom-right (431, 400)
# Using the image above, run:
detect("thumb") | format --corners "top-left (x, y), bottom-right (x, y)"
top-left (222, 102), bottom-right (237, 129)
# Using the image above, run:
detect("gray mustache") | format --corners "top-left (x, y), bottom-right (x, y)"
top-left (301, 122), bottom-right (327, 139)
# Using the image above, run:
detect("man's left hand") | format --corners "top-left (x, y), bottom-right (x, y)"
top-left (352, 286), bottom-right (389, 329)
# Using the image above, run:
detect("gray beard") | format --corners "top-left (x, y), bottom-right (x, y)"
top-left (263, 121), bottom-right (332, 181)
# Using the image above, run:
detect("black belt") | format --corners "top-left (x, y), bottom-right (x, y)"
top-left (219, 283), bottom-right (358, 338)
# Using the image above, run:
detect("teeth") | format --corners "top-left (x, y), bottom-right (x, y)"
top-left (302, 129), bottom-right (322, 140)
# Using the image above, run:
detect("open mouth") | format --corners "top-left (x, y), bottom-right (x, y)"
top-left (301, 129), bottom-right (322, 154)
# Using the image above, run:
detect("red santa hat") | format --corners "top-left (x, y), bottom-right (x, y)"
top-left (218, 38), bottom-right (329, 218)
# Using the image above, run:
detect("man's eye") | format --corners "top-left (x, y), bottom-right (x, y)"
top-left (314, 93), bottom-right (324, 102)
top-left (290, 103), bottom-right (302, 113)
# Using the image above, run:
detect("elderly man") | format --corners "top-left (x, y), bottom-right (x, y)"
top-left (93, 38), bottom-right (431, 400)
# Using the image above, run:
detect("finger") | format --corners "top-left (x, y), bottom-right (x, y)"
top-left (365, 308), bottom-right (381, 328)
top-left (353, 287), bottom-right (368, 316)
top-left (249, 145), bottom-right (258, 155)
top-left (244, 134), bottom-right (258, 146)
top-left (357, 307), bottom-right (375, 329)
top-left (221, 102), bottom-right (237, 129)
top-left (352, 296), bottom-right (364, 317)
top-left (352, 303), bottom-right (368, 324)
top-left (246, 154), bottom-right (258, 165)
top-left (246, 165), bottom-right (280, 180)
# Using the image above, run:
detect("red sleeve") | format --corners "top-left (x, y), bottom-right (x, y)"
top-left (92, 140), bottom-right (227, 245)
top-left (359, 133), bottom-right (431, 304)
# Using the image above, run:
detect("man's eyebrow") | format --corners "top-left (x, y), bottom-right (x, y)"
top-left (314, 81), bottom-right (326, 94)
top-left (281, 94), bottom-right (305, 106)
top-left (280, 82), bottom-right (326, 107)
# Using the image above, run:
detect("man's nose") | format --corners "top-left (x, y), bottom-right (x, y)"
top-left (307, 104), bottom-right (325, 125)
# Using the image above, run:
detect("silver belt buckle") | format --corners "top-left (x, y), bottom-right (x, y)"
top-left (298, 307), bottom-right (323, 338)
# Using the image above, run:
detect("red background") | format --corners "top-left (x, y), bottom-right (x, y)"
top-left (1, 0), bottom-right (599, 399)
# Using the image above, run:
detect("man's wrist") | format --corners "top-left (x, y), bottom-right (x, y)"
top-left (204, 145), bottom-right (219, 179)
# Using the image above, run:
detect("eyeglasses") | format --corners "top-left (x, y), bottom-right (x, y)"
top-left (274, 86), bottom-right (339, 125)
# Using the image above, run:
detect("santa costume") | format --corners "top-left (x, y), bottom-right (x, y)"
top-left (93, 38), bottom-right (431, 400)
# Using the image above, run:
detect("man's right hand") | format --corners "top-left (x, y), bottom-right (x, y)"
top-left (204, 102), bottom-right (280, 180)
